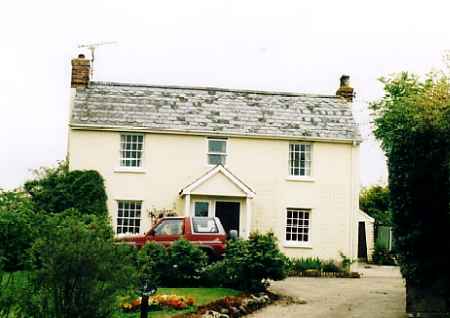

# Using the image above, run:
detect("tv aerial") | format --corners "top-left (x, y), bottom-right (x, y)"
top-left (78, 41), bottom-right (117, 78)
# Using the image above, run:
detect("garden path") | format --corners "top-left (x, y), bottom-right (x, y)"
top-left (249, 264), bottom-right (407, 318)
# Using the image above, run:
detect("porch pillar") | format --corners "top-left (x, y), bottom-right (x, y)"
top-left (246, 197), bottom-right (252, 239)
top-left (184, 194), bottom-right (191, 216)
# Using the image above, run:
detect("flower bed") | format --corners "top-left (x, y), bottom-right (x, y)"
top-left (120, 294), bottom-right (195, 312)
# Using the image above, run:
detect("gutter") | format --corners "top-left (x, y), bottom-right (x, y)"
top-left (69, 123), bottom-right (362, 145)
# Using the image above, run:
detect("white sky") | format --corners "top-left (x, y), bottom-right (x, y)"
top-left (0, 0), bottom-right (449, 190)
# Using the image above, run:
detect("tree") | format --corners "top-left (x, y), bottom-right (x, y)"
top-left (24, 161), bottom-right (108, 216)
top-left (359, 185), bottom-right (392, 225)
top-left (0, 190), bottom-right (38, 271)
top-left (17, 210), bottom-right (135, 318)
top-left (372, 70), bottom-right (450, 312)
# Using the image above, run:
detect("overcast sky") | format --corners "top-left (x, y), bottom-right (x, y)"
top-left (1, 0), bottom-right (449, 190)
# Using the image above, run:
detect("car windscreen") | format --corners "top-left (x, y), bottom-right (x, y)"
top-left (192, 217), bottom-right (219, 233)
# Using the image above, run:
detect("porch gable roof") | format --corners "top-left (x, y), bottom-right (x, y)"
top-left (179, 165), bottom-right (255, 198)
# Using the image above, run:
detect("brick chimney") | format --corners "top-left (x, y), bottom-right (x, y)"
top-left (336, 75), bottom-right (354, 102)
top-left (71, 54), bottom-right (90, 88)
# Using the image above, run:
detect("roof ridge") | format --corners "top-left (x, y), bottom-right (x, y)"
top-left (89, 81), bottom-right (342, 99)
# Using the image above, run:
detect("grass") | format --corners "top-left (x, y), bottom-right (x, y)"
top-left (0, 272), bottom-right (240, 318)
top-left (1, 272), bottom-right (240, 318)
top-left (115, 288), bottom-right (241, 318)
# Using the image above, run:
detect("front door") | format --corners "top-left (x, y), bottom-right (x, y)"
top-left (357, 221), bottom-right (368, 260)
top-left (215, 201), bottom-right (240, 236)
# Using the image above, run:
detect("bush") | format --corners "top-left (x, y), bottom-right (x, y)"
top-left (137, 242), bottom-right (169, 286)
top-left (24, 161), bottom-right (108, 216)
top-left (205, 232), bottom-right (288, 292)
top-left (0, 190), bottom-right (38, 271)
top-left (339, 252), bottom-right (354, 273)
top-left (372, 242), bottom-right (396, 266)
top-left (321, 260), bottom-right (341, 273)
top-left (17, 211), bottom-right (135, 318)
top-left (288, 257), bottom-right (321, 275)
top-left (165, 238), bottom-right (208, 287)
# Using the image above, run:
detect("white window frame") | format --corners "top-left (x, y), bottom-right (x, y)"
top-left (191, 200), bottom-right (212, 217)
top-left (116, 200), bottom-right (142, 234)
top-left (119, 133), bottom-right (145, 169)
top-left (284, 208), bottom-right (312, 248)
top-left (288, 142), bottom-right (312, 178)
top-left (207, 138), bottom-right (227, 166)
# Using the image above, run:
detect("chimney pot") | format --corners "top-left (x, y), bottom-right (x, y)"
top-left (71, 54), bottom-right (90, 88)
top-left (336, 74), bottom-right (354, 102)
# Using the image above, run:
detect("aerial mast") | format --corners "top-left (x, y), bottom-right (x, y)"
top-left (77, 41), bottom-right (117, 78)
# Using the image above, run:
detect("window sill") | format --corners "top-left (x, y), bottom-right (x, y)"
top-left (114, 167), bottom-right (147, 174)
top-left (285, 176), bottom-right (315, 182)
top-left (283, 242), bottom-right (312, 249)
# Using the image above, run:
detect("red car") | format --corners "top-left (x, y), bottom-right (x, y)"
top-left (118, 216), bottom-right (227, 259)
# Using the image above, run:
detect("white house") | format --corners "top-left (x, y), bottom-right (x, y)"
top-left (67, 54), bottom-right (366, 260)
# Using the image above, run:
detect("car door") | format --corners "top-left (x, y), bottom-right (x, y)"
top-left (152, 218), bottom-right (184, 247)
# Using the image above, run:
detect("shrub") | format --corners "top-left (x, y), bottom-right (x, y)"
top-left (165, 238), bottom-right (208, 287)
top-left (339, 252), bottom-right (354, 273)
top-left (0, 190), bottom-right (37, 271)
top-left (321, 260), bottom-right (341, 273)
top-left (372, 242), bottom-right (396, 266)
top-left (288, 257), bottom-right (321, 275)
top-left (137, 242), bottom-right (169, 286)
top-left (24, 161), bottom-right (108, 216)
top-left (17, 211), bottom-right (135, 318)
top-left (206, 232), bottom-right (288, 292)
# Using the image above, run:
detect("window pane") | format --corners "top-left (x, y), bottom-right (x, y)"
top-left (117, 200), bottom-right (142, 234)
top-left (289, 143), bottom-right (312, 176)
top-left (286, 209), bottom-right (311, 242)
top-left (208, 140), bottom-right (226, 153)
top-left (208, 154), bottom-right (226, 165)
top-left (120, 134), bottom-right (144, 167)
top-left (192, 217), bottom-right (218, 233)
top-left (154, 219), bottom-right (184, 236)
top-left (194, 202), bottom-right (209, 217)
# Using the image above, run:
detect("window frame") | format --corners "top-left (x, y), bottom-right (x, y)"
top-left (207, 138), bottom-right (228, 166)
top-left (116, 200), bottom-right (142, 234)
top-left (288, 142), bottom-right (313, 178)
top-left (119, 133), bottom-right (145, 169)
top-left (284, 208), bottom-right (312, 248)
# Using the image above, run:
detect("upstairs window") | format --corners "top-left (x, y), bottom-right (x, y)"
top-left (208, 139), bottom-right (227, 165)
top-left (289, 143), bottom-right (312, 176)
top-left (117, 200), bottom-right (141, 234)
top-left (120, 134), bottom-right (144, 167)
top-left (286, 208), bottom-right (310, 243)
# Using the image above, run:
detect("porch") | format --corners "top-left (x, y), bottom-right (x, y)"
top-left (179, 165), bottom-right (255, 238)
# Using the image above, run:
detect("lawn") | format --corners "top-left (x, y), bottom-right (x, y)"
top-left (115, 288), bottom-right (241, 318)
top-left (1, 272), bottom-right (240, 318)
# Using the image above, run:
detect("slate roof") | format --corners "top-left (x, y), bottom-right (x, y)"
top-left (70, 81), bottom-right (361, 142)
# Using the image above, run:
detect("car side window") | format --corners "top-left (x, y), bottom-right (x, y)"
top-left (154, 219), bottom-right (184, 236)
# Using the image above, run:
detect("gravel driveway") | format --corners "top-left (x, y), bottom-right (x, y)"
top-left (249, 265), bottom-right (407, 318)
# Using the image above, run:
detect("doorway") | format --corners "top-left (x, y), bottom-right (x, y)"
top-left (358, 221), bottom-right (368, 260)
top-left (215, 201), bottom-right (240, 236)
